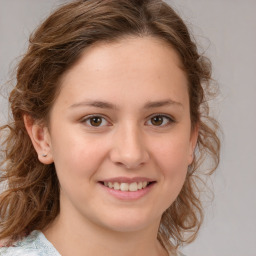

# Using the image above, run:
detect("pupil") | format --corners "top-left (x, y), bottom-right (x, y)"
top-left (90, 117), bottom-right (102, 126)
top-left (152, 116), bottom-right (163, 126)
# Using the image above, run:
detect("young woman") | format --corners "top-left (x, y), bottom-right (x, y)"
top-left (0, 0), bottom-right (220, 255)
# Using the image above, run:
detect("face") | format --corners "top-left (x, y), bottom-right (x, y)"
top-left (37, 37), bottom-right (197, 234)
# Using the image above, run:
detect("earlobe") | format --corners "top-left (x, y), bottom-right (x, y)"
top-left (23, 115), bottom-right (53, 165)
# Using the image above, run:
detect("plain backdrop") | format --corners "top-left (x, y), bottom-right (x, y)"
top-left (0, 1), bottom-right (256, 256)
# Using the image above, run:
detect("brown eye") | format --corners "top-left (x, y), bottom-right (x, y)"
top-left (146, 115), bottom-right (173, 127)
top-left (82, 115), bottom-right (109, 128)
top-left (151, 116), bottom-right (164, 126)
top-left (89, 116), bottom-right (103, 126)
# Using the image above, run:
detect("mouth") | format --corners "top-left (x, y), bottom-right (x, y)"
top-left (99, 177), bottom-right (156, 192)
top-left (98, 177), bottom-right (156, 200)
top-left (98, 180), bottom-right (156, 192)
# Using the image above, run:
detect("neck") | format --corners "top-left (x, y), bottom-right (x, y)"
top-left (43, 212), bottom-right (168, 256)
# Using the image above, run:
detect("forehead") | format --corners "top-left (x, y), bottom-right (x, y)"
top-left (55, 36), bottom-right (188, 110)
top-left (61, 36), bottom-right (185, 79)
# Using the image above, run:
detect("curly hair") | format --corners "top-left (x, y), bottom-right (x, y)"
top-left (0, 0), bottom-right (220, 253)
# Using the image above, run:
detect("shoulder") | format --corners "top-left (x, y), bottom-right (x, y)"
top-left (0, 230), bottom-right (60, 256)
top-left (0, 246), bottom-right (38, 256)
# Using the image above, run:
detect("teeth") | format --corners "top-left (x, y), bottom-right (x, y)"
top-left (129, 182), bottom-right (137, 192)
top-left (113, 182), bottom-right (120, 190)
top-left (120, 183), bottom-right (129, 191)
top-left (103, 181), bottom-right (150, 191)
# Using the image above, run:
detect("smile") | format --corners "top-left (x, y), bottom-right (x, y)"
top-left (103, 181), bottom-right (150, 192)
top-left (98, 178), bottom-right (156, 200)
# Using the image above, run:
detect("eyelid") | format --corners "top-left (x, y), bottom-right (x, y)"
top-left (80, 114), bottom-right (112, 127)
top-left (79, 113), bottom-right (175, 128)
top-left (145, 113), bottom-right (175, 126)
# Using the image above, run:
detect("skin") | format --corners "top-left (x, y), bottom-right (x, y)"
top-left (25, 36), bottom-right (198, 256)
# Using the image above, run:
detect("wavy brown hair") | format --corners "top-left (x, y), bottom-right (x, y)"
top-left (0, 0), bottom-right (220, 253)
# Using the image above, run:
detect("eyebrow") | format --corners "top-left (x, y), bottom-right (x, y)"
top-left (144, 99), bottom-right (183, 109)
top-left (69, 99), bottom-right (183, 110)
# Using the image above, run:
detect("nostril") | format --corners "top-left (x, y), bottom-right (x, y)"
top-left (109, 142), bottom-right (150, 170)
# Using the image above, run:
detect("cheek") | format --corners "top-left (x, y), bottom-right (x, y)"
top-left (154, 137), bottom-right (190, 169)
top-left (149, 137), bottom-right (190, 211)
top-left (152, 135), bottom-right (190, 188)
top-left (50, 130), bottom-right (108, 179)
top-left (50, 133), bottom-right (110, 204)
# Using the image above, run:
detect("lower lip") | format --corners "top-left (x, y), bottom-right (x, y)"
top-left (99, 183), bottom-right (155, 200)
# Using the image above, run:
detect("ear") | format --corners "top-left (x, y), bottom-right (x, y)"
top-left (24, 115), bottom-right (53, 165)
top-left (188, 123), bottom-right (199, 165)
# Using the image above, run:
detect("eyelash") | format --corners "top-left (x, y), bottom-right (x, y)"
top-left (145, 114), bottom-right (175, 127)
top-left (80, 114), bottom-right (175, 128)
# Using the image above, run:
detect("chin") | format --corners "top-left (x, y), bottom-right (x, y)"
top-left (96, 210), bottom-right (161, 233)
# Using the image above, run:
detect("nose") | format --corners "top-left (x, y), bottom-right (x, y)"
top-left (109, 123), bottom-right (150, 169)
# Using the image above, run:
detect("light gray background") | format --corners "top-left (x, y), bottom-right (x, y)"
top-left (0, 0), bottom-right (256, 255)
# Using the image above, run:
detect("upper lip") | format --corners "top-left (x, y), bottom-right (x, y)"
top-left (100, 177), bottom-right (155, 184)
